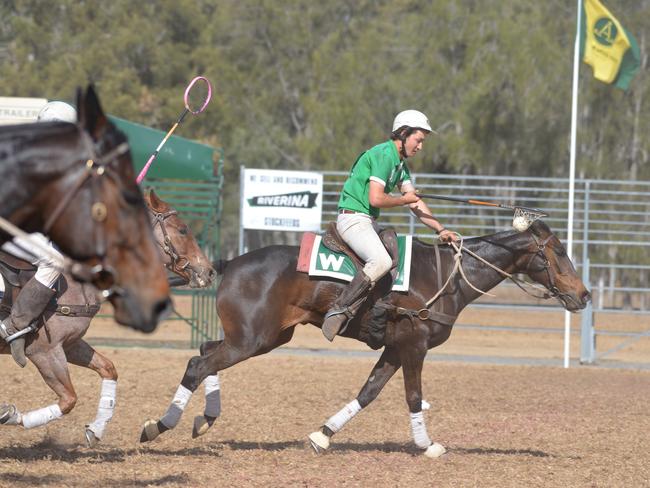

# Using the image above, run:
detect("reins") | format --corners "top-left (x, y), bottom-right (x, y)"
top-left (43, 141), bottom-right (129, 234)
top-left (455, 236), bottom-right (556, 300)
top-left (396, 231), bottom-right (559, 323)
top-left (0, 132), bottom-right (130, 299)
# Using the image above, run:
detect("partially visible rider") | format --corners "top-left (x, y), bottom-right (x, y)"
top-left (321, 109), bottom-right (458, 341)
top-left (0, 101), bottom-right (76, 367)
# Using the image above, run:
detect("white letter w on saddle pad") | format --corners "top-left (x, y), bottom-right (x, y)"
top-left (296, 233), bottom-right (412, 292)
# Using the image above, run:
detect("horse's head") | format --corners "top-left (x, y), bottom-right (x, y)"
top-left (31, 85), bottom-right (172, 332)
top-left (144, 189), bottom-right (215, 288)
top-left (517, 220), bottom-right (591, 312)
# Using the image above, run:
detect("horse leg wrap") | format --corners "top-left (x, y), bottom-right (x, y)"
top-left (22, 404), bottom-right (62, 429)
top-left (324, 399), bottom-right (361, 434)
top-left (160, 385), bottom-right (192, 429)
top-left (192, 375), bottom-right (221, 439)
top-left (86, 379), bottom-right (117, 440)
top-left (410, 411), bottom-right (432, 449)
top-left (203, 374), bottom-right (221, 418)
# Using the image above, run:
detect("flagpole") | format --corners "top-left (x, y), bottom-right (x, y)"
top-left (565, 0), bottom-right (583, 369)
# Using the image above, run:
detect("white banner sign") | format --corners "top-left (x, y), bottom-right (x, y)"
top-left (0, 97), bottom-right (47, 125)
top-left (241, 168), bottom-right (323, 231)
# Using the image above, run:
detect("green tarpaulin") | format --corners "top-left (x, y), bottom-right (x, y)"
top-left (109, 116), bottom-right (215, 181)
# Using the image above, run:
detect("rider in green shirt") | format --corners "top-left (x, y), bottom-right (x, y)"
top-left (338, 139), bottom-right (412, 219)
top-left (322, 110), bottom-right (457, 341)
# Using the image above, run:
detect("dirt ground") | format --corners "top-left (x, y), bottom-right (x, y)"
top-left (0, 296), bottom-right (649, 487)
top-left (86, 295), bottom-right (650, 365)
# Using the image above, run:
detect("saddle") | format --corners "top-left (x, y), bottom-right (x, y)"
top-left (0, 251), bottom-right (99, 319)
top-left (0, 250), bottom-right (34, 288)
top-left (320, 222), bottom-right (400, 281)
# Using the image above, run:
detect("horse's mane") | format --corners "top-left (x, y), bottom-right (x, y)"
top-left (410, 220), bottom-right (551, 251)
top-left (0, 119), bottom-right (127, 174)
top-left (410, 231), bottom-right (512, 250)
top-left (0, 122), bottom-right (80, 174)
top-left (0, 121), bottom-right (75, 142)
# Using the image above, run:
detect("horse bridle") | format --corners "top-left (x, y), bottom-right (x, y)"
top-left (42, 132), bottom-right (130, 299)
top-left (417, 231), bottom-right (580, 317)
top-left (149, 208), bottom-right (192, 278)
top-left (523, 232), bottom-right (582, 309)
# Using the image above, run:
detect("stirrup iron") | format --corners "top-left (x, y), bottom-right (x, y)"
top-left (0, 322), bottom-right (35, 343)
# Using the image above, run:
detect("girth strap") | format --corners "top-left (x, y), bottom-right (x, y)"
top-left (0, 302), bottom-right (99, 318)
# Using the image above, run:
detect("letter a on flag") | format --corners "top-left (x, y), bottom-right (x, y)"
top-left (580, 0), bottom-right (641, 90)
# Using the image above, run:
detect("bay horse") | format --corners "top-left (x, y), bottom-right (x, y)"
top-left (0, 189), bottom-right (214, 445)
top-left (0, 85), bottom-right (171, 332)
top-left (139, 220), bottom-right (590, 458)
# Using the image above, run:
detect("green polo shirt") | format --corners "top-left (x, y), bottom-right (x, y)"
top-left (338, 140), bottom-right (412, 219)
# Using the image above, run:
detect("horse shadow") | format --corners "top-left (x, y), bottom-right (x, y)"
top-left (0, 438), bottom-right (557, 465)
top-left (210, 439), bottom-right (556, 458)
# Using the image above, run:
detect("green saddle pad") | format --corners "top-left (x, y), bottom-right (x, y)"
top-left (308, 235), bottom-right (412, 291)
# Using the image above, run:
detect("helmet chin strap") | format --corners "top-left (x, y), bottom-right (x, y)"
top-left (397, 129), bottom-right (410, 160)
top-left (399, 140), bottom-right (408, 160)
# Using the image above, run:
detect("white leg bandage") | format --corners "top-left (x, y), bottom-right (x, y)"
top-left (160, 385), bottom-right (192, 429)
top-left (86, 379), bottom-right (117, 440)
top-left (22, 404), bottom-right (63, 429)
top-left (410, 411), bottom-right (432, 449)
top-left (324, 399), bottom-right (361, 434)
top-left (203, 375), bottom-right (221, 418)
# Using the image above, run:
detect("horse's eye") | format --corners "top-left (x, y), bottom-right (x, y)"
top-left (179, 226), bottom-right (188, 236)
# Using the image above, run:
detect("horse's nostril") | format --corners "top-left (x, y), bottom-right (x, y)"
top-left (154, 297), bottom-right (173, 323)
top-left (582, 290), bottom-right (592, 303)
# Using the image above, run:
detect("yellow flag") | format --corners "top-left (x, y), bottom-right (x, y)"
top-left (581, 0), bottom-right (640, 90)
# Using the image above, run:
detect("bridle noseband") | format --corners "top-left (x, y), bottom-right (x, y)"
top-left (149, 208), bottom-right (192, 277)
top-left (523, 232), bottom-right (582, 309)
top-left (524, 233), bottom-right (558, 297)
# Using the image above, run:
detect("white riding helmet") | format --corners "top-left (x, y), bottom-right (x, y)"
top-left (392, 109), bottom-right (433, 133)
top-left (36, 101), bottom-right (77, 123)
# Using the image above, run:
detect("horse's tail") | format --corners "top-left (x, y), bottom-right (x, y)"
top-left (212, 259), bottom-right (230, 275)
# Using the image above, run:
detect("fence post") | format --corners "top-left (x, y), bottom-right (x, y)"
top-left (580, 181), bottom-right (595, 364)
top-left (409, 174), bottom-right (416, 235)
top-left (239, 165), bottom-right (246, 255)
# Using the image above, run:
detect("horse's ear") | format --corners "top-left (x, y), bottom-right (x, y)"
top-left (147, 188), bottom-right (166, 211)
top-left (75, 87), bottom-right (83, 123)
top-left (148, 188), bottom-right (162, 209)
top-left (530, 219), bottom-right (550, 237)
top-left (78, 84), bottom-right (108, 141)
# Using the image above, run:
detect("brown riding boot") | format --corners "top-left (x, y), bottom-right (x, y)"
top-left (322, 273), bottom-right (373, 341)
top-left (0, 278), bottom-right (56, 368)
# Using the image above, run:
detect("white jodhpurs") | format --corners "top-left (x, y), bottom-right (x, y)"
top-left (1, 233), bottom-right (63, 288)
top-left (336, 213), bottom-right (392, 284)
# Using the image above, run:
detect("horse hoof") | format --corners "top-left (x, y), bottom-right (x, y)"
top-left (423, 442), bottom-right (446, 458)
top-left (192, 415), bottom-right (215, 439)
top-left (85, 428), bottom-right (100, 448)
top-left (0, 404), bottom-right (19, 426)
top-left (140, 419), bottom-right (161, 443)
top-left (308, 431), bottom-right (330, 453)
